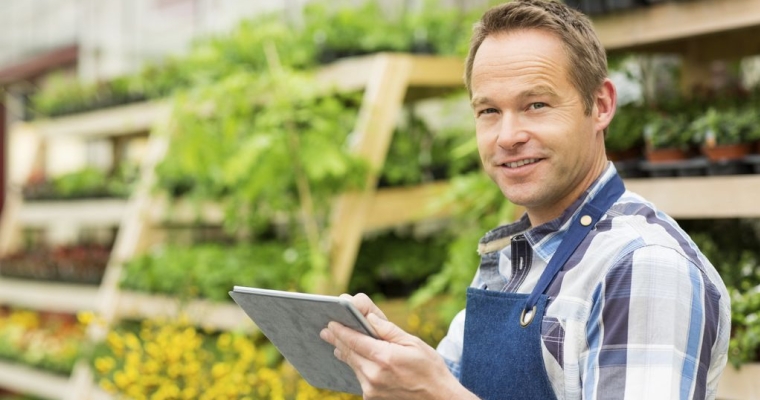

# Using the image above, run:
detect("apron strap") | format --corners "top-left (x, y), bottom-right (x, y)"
top-left (521, 174), bottom-right (626, 325)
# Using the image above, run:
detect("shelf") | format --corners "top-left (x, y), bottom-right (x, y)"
top-left (116, 291), bottom-right (255, 332)
top-left (151, 181), bottom-right (452, 231)
top-left (316, 53), bottom-right (464, 94)
top-left (0, 277), bottom-right (100, 313)
top-left (18, 198), bottom-right (129, 228)
top-left (0, 360), bottom-right (70, 400)
top-left (0, 360), bottom-right (112, 400)
top-left (28, 101), bottom-right (171, 139)
top-left (593, 0), bottom-right (760, 56)
top-left (625, 175), bottom-right (760, 219)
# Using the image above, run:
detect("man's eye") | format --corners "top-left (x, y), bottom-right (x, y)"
top-left (529, 102), bottom-right (547, 110)
top-left (477, 108), bottom-right (498, 116)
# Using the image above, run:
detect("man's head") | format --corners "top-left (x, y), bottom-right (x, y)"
top-left (465, 0), bottom-right (607, 116)
top-left (467, 1), bottom-right (616, 226)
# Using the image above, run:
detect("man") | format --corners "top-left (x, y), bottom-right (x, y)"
top-left (320, 1), bottom-right (731, 399)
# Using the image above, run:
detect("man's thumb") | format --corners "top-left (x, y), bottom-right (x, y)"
top-left (367, 312), bottom-right (406, 342)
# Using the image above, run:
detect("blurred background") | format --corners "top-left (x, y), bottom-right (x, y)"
top-left (1, 0), bottom-right (760, 399)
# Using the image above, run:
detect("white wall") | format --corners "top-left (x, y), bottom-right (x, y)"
top-left (0, 0), bottom-right (310, 82)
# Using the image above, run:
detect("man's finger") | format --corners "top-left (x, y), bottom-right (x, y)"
top-left (342, 293), bottom-right (388, 320)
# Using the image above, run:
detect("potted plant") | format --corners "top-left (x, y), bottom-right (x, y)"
top-left (643, 113), bottom-right (695, 162)
top-left (692, 107), bottom-right (754, 162)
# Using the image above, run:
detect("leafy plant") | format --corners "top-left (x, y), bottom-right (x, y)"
top-left (349, 232), bottom-right (452, 298)
top-left (605, 105), bottom-right (650, 153)
top-left (643, 113), bottom-right (694, 150)
top-left (689, 108), bottom-right (746, 147)
top-left (0, 309), bottom-right (85, 375)
top-left (411, 169), bottom-right (516, 321)
top-left (120, 242), bottom-right (311, 302)
top-left (22, 165), bottom-right (137, 200)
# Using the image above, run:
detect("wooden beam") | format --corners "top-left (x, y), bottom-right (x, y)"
top-left (624, 175), bottom-right (760, 219)
top-left (327, 54), bottom-right (413, 294)
top-left (94, 132), bottom-right (170, 334)
top-left (0, 278), bottom-right (100, 313)
top-left (407, 55), bottom-right (465, 87)
top-left (364, 182), bottom-right (452, 232)
top-left (31, 101), bottom-right (170, 139)
top-left (0, 360), bottom-right (71, 400)
top-left (116, 291), bottom-right (256, 332)
top-left (593, 0), bottom-right (760, 52)
top-left (316, 54), bottom-right (378, 92)
top-left (0, 124), bottom-right (43, 257)
top-left (18, 199), bottom-right (128, 228)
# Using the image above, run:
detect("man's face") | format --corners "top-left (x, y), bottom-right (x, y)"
top-left (470, 29), bottom-right (608, 225)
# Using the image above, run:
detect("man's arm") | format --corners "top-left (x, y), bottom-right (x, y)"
top-left (320, 294), bottom-right (480, 400)
top-left (583, 246), bottom-right (726, 399)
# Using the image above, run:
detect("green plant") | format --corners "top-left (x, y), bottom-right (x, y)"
top-left (729, 286), bottom-right (760, 367)
top-left (643, 113), bottom-right (694, 150)
top-left (689, 107), bottom-right (746, 147)
top-left (410, 169), bottom-right (516, 321)
top-left (22, 166), bottom-right (137, 201)
top-left (305, 1), bottom-right (412, 62)
top-left (349, 232), bottom-right (451, 298)
top-left (0, 309), bottom-right (85, 375)
top-left (120, 242), bottom-right (311, 302)
top-left (605, 105), bottom-right (650, 153)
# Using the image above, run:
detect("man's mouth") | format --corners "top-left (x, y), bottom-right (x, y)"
top-left (503, 158), bottom-right (540, 168)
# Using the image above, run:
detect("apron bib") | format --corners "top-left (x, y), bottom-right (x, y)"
top-left (460, 174), bottom-right (625, 400)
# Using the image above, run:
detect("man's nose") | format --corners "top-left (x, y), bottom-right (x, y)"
top-left (496, 113), bottom-right (530, 149)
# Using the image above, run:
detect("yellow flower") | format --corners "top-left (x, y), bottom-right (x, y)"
top-left (94, 357), bottom-right (116, 374)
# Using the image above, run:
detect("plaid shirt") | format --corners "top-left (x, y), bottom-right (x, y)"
top-left (437, 164), bottom-right (731, 399)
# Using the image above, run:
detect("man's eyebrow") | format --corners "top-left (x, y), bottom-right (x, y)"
top-left (470, 96), bottom-right (491, 108)
top-left (519, 85), bottom-right (559, 100)
top-left (470, 85), bottom-right (560, 108)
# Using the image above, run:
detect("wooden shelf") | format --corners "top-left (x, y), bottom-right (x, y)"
top-left (150, 181), bottom-right (452, 231)
top-left (0, 277), bottom-right (100, 313)
top-left (0, 360), bottom-right (71, 400)
top-left (316, 53), bottom-right (464, 94)
top-left (625, 175), bottom-right (760, 219)
top-left (28, 101), bottom-right (171, 139)
top-left (0, 360), bottom-right (111, 400)
top-left (115, 291), bottom-right (255, 332)
top-left (593, 0), bottom-right (760, 56)
top-left (18, 198), bottom-right (129, 227)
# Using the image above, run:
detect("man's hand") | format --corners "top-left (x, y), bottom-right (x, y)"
top-left (320, 294), bottom-right (478, 400)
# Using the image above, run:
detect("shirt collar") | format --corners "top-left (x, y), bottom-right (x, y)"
top-left (516, 162), bottom-right (619, 262)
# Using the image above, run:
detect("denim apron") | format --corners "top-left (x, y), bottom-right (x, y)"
top-left (460, 175), bottom-right (625, 400)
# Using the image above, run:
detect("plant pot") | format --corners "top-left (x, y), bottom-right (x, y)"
top-left (645, 147), bottom-right (692, 164)
top-left (606, 147), bottom-right (642, 162)
top-left (701, 143), bottom-right (753, 162)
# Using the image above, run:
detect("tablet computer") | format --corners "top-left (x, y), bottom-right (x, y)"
top-left (229, 286), bottom-right (378, 395)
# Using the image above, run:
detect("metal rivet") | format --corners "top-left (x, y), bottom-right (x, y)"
top-left (580, 215), bottom-right (593, 226)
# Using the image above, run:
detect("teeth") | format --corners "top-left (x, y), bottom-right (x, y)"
top-left (505, 158), bottom-right (539, 168)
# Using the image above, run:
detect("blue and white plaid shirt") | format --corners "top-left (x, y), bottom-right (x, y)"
top-left (437, 164), bottom-right (731, 399)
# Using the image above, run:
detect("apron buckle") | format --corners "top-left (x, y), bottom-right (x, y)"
top-left (520, 305), bottom-right (537, 327)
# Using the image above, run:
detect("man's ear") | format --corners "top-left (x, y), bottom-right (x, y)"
top-left (594, 79), bottom-right (617, 134)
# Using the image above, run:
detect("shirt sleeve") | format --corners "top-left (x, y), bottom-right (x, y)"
top-left (582, 245), bottom-right (724, 400)
top-left (437, 308), bottom-right (467, 380)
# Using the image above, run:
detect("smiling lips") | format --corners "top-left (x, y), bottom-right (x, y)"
top-left (502, 158), bottom-right (541, 168)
